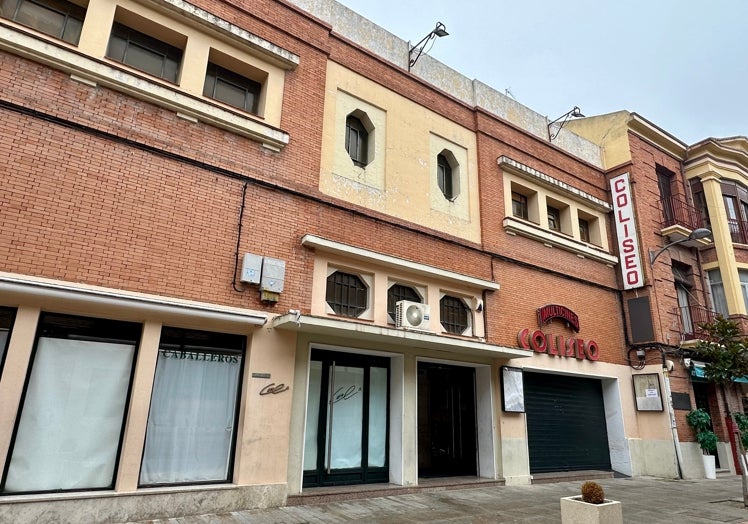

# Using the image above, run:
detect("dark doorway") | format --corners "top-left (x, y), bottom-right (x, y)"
top-left (693, 382), bottom-right (720, 468)
top-left (417, 362), bottom-right (477, 477)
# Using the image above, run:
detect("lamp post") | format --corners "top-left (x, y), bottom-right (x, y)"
top-left (645, 226), bottom-right (710, 479)
top-left (408, 22), bottom-right (449, 71)
top-left (649, 227), bottom-right (712, 265)
top-left (547, 106), bottom-right (585, 141)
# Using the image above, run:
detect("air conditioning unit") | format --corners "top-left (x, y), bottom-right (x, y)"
top-left (396, 300), bottom-right (431, 331)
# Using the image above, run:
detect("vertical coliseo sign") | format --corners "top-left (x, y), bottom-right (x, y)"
top-left (610, 173), bottom-right (644, 289)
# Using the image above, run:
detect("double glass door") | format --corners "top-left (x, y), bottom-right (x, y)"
top-left (303, 350), bottom-right (389, 487)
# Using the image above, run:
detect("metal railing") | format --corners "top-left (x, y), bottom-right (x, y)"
top-left (660, 197), bottom-right (705, 231)
top-left (676, 305), bottom-right (716, 341)
top-left (727, 218), bottom-right (748, 245)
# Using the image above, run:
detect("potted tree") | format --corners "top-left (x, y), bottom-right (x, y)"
top-left (560, 480), bottom-right (622, 524)
top-left (686, 408), bottom-right (718, 479)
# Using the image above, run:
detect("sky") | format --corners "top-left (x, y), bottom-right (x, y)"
top-left (335, 0), bottom-right (748, 145)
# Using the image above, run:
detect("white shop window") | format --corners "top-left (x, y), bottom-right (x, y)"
top-left (3, 313), bottom-right (139, 493)
top-left (139, 327), bottom-right (244, 485)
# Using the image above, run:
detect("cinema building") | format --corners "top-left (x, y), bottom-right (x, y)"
top-left (0, 0), bottom-right (723, 521)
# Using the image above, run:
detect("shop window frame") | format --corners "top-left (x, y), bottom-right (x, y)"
top-left (138, 326), bottom-right (245, 487)
top-left (1, 312), bottom-right (141, 495)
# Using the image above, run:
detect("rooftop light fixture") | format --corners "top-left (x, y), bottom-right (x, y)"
top-left (408, 22), bottom-right (449, 71)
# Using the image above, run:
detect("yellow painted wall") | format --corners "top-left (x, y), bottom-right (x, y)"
top-left (320, 62), bottom-right (481, 243)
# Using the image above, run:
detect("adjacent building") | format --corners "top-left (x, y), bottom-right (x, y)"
top-left (0, 0), bottom-right (742, 521)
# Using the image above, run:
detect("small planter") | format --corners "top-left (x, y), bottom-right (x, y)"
top-left (703, 454), bottom-right (716, 479)
top-left (560, 496), bottom-right (623, 524)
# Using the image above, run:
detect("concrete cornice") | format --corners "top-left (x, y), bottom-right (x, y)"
top-left (627, 113), bottom-right (688, 159)
top-left (301, 234), bottom-right (500, 291)
top-left (686, 138), bottom-right (748, 176)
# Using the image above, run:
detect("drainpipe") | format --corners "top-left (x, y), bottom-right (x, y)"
top-left (662, 365), bottom-right (685, 479)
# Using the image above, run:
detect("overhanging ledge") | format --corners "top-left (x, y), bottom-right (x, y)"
top-left (272, 313), bottom-right (530, 359)
top-left (0, 272), bottom-right (267, 327)
top-left (301, 235), bottom-right (500, 291)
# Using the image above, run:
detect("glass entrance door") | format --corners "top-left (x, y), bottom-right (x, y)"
top-left (303, 350), bottom-right (389, 487)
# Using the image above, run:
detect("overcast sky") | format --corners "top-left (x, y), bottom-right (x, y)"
top-left (336, 0), bottom-right (748, 145)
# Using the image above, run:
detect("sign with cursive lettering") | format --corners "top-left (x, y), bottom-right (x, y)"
top-left (259, 383), bottom-right (289, 395)
top-left (332, 385), bottom-right (362, 403)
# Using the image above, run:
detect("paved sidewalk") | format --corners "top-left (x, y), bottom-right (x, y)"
top-left (131, 475), bottom-right (748, 523)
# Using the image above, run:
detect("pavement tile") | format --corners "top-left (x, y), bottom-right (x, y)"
top-left (125, 475), bottom-right (748, 524)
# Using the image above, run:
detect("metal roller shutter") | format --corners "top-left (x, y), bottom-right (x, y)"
top-left (524, 372), bottom-right (611, 474)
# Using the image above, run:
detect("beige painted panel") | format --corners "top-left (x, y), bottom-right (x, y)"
top-left (0, 306), bottom-right (40, 477)
top-left (309, 252), bottom-right (485, 337)
top-left (235, 325), bottom-right (296, 484)
top-left (78, 0), bottom-right (285, 126)
top-left (320, 62), bottom-right (481, 243)
top-left (116, 321), bottom-right (161, 492)
top-left (503, 172), bottom-right (610, 251)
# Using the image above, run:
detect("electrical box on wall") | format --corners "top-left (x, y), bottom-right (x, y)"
top-left (240, 253), bottom-right (263, 284)
top-left (260, 257), bottom-right (286, 293)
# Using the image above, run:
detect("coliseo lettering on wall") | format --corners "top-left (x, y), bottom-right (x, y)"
top-left (517, 304), bottom-right (600, 361)
top-left (517, 328), bottom-right (599, 361)
top-left (610, 172), bottom-right (644, 290)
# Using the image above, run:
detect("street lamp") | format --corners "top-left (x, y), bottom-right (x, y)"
top-left (649, 227), bottom-right (712, 265)
top-left (408, 22), bottom-right (449, 71)
top-left (547, 106), bottom-right (585, 141)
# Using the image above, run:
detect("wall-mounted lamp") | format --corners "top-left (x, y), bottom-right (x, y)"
top-left (408, 22), bottom-right (449, 71)
top-left (649, 227), bottom-right (712, 265)
top-left (547, 106), bottom-right (585, 141)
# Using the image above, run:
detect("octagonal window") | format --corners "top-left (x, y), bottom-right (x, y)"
top-left (326, 271), bottom-right (368, 317)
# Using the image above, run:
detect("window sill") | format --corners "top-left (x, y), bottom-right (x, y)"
top-left (0, 23), bottom-right (290, 151)
top-left (503, 216), bottom-right (618, 265)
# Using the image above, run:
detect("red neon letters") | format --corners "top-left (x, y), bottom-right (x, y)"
top-left (517, 328), bottom-right (600, 361)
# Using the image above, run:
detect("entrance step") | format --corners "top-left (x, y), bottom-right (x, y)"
top-left (531, 470), bottom-right (615, 485)
top-left (288, 477), bottom-right (506, 506)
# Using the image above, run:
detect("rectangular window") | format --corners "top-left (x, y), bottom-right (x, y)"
top-left (547, 206), bottom-right (560, 231)
top-left (139, 327), bottom-right (244, 485)
top-left (512, 191), bottom-right (528, 219)
top-left (3, 313), bottom-right (139, 493)
top-left (578, 218), bottom-right (590, 242)
top-left (656, 165), bottom-right (675, 224)
top-left (106, 22), bottom-right (182, 83)
top-left (203, 62), bottom-right (261, 114)
top-left (708, 269), bottom-right (728, 317)
top-left (1, 0), bottom-right (85, 44)
top-left (740, 270), bottom-right (748, 314)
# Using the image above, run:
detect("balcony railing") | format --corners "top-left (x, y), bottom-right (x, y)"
top-left (727, 218), bottom-right (748, 245)
top-left (660, 197), bottom-right (705, 230)
top-left (676, 305), bottom-right (717, 341)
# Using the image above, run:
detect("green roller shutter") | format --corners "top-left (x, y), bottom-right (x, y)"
top-left (524, 372), bottom-right (611, 474)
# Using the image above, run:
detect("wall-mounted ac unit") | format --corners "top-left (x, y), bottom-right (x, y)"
top-left (396, 300), bottom-right (431, 332)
